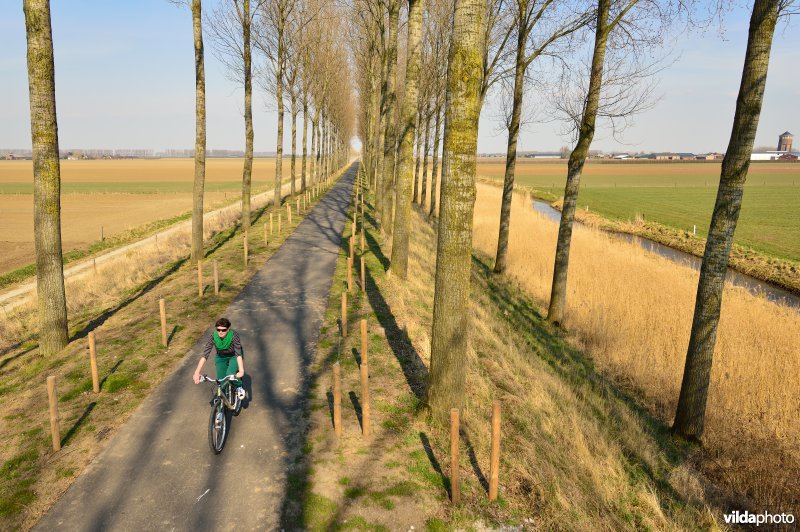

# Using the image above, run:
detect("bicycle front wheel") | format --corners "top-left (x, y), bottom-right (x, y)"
top-left (208, 400), bottom-right (227, 454)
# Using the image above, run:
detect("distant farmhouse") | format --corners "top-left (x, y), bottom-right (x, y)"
top-left (751, 131), bottom-right (799, 161)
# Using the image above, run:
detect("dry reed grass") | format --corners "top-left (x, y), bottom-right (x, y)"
top-left (381, 204), bottom-right (716, 527)
top-left (471, 183), bottom-right (800, 507)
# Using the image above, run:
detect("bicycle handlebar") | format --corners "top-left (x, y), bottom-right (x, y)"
top-left (200, 374), bottom-right (238, 384)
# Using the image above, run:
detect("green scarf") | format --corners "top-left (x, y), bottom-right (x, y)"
top-left (213, 330), bottom-right (233, 351)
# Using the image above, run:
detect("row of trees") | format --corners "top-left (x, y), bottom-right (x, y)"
top-left (23, 0), bottom-right (355, 356)
top-left (351, 0), bottom-right (793, 440)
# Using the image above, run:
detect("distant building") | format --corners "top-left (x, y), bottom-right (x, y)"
top-left (751, 131), bottom-right (799, 161)
top-left (778, 131), bottom-right (793, 152)
top-left (653, 152), bottom-right (695, 160)
top-left (695, 153), bottom-right (723, 160)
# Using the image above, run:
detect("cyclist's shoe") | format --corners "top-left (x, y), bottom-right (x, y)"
top-left (236, 387), bottom-right (246, 400)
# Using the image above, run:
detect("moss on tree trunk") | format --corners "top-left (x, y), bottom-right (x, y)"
top-left (24, 0), bottom-right (69, 356)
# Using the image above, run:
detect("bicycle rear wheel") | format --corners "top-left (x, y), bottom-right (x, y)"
top-left (208, 400), bottom-right (227, 454)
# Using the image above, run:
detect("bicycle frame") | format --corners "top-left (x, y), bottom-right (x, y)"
top-left (202, 374), bottom-right (238, 411)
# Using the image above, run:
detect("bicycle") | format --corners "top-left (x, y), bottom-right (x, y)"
top-left (200, 374), bottom-right (242, 454)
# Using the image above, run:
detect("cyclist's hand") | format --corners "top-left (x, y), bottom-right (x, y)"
top-left (235, 370), bottom-right (244, 379)
top-left (193, 373), bottom-right (202, 384)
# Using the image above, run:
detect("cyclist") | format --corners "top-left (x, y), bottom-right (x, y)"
top-left (192, 317), bottom-right (247, 401)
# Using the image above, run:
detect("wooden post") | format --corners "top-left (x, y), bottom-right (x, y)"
top-left (47, 376), bottom-right (60, 451)
top-left (278, 212), bottom-right (282, 233)
top-left (361, 226), bottom-right (365, 253)
top-left (450, 408), bottom-right (460, 504)
top-left (197, 261), bottom-right (203, 297)
top-left (296, 197), bottom-right (300, 214)
top-left (159, 299), bottom-right (167, 347)
top-left (270, 212), bottom-right (274, 234)
top-left (213, 261), bottom-right (219, 296)
top-left (489, 401), bottom-right (502, 501)
top-left (287, 202), bottom-right (292, 224)
top-left (349, 235), bottom-right (354, 259)
top-left (333, 362), bottom-right (342, 437)
top-left (347, 257), bottom-right (353, 292)
top-left (360, 319), bottom-right (367, 365)
top-left (100, 225), bottom-right (104, 241)
top-left (263, 222), bottom-right (268, 245)
top-left (341, 292), bottom-right (347, 337)
top-left (88, 332), bottom-right (99, 393)
top-left (360, 362), bottom-right (370, 437)
top-left (360, 257), bottom-right (365, 293)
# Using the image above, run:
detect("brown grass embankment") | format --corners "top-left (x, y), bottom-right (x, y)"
top-left (472, 183), bottom-right (800, 510)
top-left (376, 202), bottom-right (717, 527)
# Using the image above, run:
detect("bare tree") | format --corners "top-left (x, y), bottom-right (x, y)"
top-left (546, 0), bottom-right (668, 325)
top-left (426, 0), bottom-right (451, 218)
top-left (170, 0), bottom-right (207, 261)
top-left (379, 0), bottom-right (401, 234)
top-left (673, 0), bottom-right (793, 439)
top-left (426, 0), bottom-right (486, 423)
top-left (24, 0), bottom-right (69, 356)
top-left (391, 0), bottom-right (426, 278)
top-left (493, 0), bottom-right (591, 274)
top-left (207, 0), bottom-right (255, 230)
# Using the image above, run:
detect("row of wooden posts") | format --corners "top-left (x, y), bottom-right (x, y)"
top-left (332, 177), bottom-right (504, 504)
top-left (45, 183), bottom-right (332, 453)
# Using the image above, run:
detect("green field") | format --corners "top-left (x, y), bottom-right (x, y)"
top-left (477, 160), bottom-right (800, 262)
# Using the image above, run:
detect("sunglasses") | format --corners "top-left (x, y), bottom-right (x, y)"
top-left (216, 327), bottom-right (228, 332)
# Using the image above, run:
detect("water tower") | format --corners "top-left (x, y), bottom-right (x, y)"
top-left (778, 131), bottom-right (793, 152)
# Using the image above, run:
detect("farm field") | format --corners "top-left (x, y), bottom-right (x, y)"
top-left (0, 158), bottom-right (280, 275)
top-left (477, 159), bottom-right (800, 262)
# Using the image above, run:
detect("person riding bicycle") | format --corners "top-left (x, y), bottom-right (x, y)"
top-left (192, 318), bottom-right (246, 401)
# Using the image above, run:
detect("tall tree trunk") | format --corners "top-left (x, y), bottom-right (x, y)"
top-left (428, 101), bottom-right (442, 218)
top-left (242, 0), bottom-right (253, 231)
top-left (546, 0), bottom-right (610, 325)
top-left (420, 103), bottom-right (432, 208)
top-left (426, 0), bottom-right (484, 423)
top-left (493, 22), bottom-right (525, 274)
top-left (274, 38), bottom-right (284, 211)
top-left (323, 117), bottom-right (328, 180)
top-left (24, 0), bottom-right (69, 356)
top-left (375, 42), bottom-right (389, 216)
top-left (412, 109), bottom-right (421, 203)
top-left (290, 93), bottom-right (297, 197)
top-left (191, 0), bottom-right (206, 262)
top-left (301, 93), bottom-right (308, 192)
top-left (673, 0), bottom-right (780, 440)
top-left (380, 0), bottom-right (400, 235)
top-left (366, 55), bottom-right (380, 188)
top-left (391, 0), bottom-right (425, 279)
top-left (311, 110), bottom-right (319, 185)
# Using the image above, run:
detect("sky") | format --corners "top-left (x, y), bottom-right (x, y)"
top-left (1, 1), bottom-right (798, 155)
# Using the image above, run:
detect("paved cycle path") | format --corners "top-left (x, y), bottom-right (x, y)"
top-left (35, 163), bottom-right (358, 531)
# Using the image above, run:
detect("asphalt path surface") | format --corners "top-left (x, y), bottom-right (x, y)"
top-left (35, 163), bottom-right (357, 531)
